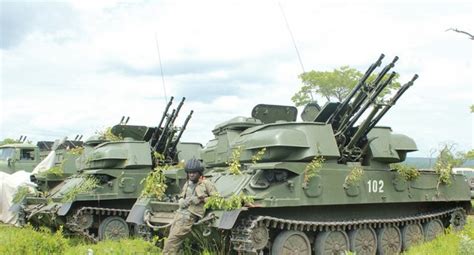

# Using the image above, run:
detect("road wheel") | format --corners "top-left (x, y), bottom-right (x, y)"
top-left (423, 219), bottom-right (444, 241)
top-left (314, 230), bottom-right (349, 255)
top-left (449, 210), bottom-right (466, 231)
top-left (271, 230), bottom-right (311, 255)
top-left (98, 216), bottom-right (130, 240)
top-left (348, 227), bottom-right (377, 255)
top-left (401, 223), bottom-right (424, 250)
top-left (251, 225), bottom-right (270, 251)
top-left (377, 225), bottom-right (401, 255)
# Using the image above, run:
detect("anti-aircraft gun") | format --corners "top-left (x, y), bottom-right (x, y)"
top-left (23, 98), bottom-right (199, 241)
top-left (138, 55), bottom-right (471, 255)
top-left (316, 54), bottom-right (419, 164)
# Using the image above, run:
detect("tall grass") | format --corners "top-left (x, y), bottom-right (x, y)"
top-left (1, 217), bottom-right (473, 254)
top-left (404, 217), bottom-right (474, 255)
top-left (0, 224), bottom-right (161, 254)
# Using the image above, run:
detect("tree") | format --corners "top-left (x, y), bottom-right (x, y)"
top-left (292, 66), bottom-right (401, 107)
top-left (0, 138), bottom-right (17, 146)
top-left (434, 143), bottom-right (467, 169)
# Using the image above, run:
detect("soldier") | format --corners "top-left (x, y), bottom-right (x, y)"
top-left (162, 158), bottom-right (217, 254)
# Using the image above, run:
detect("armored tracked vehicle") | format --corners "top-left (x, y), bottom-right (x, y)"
top-left (0, 135), bottom-right (84, 175)
top-left (23, 97), bottom-right (198, 241)
top-left (131, 55), bottom-right (471, 255)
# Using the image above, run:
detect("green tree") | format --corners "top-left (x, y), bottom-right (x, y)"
top-left (470, 105), bottom-right (473, 113)
top-left (0, 138), bottom-right (17, 146)
top-left (292, 66), bottom-right (401, 106)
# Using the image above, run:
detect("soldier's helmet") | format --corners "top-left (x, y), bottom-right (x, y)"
top-left (184, 158), bottom-right (204, 173)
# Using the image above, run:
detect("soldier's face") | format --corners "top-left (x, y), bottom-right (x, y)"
top-left (188, 171), bottom-right (201, 183)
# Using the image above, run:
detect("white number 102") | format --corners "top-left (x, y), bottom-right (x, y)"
top-left (367, 180), bottom-right (384, 193)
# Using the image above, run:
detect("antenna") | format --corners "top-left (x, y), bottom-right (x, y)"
top-left (278, 1), bottom-right (305, 73)
top-left (155, 32), bottom-right (168, 103)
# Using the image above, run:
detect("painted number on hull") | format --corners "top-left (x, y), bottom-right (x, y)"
top-left (367, 180), bottom-right (384, 193)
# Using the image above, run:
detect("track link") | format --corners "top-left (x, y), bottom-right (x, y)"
top-left (231, 207), bottom-right (466, 254)
top-left (66, 206), bottom-right (131, 243)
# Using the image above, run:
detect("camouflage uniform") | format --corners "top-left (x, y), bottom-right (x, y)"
top-left (162, 178), bottom-right (217, 254)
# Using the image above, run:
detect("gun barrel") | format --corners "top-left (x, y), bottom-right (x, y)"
top-left (344, 104), bottom-right (381, 151)
top-left (171, 110), bottom-right (194, 153)
top-left (150, 96), bottom-right (174, 144)
top-left (367, 74), bottom-right (418, 131)
top-left (171, 97), bottom-right (186, 124)
top-left (342, 56), bottom-right (398, 126)
top-left (326, 54), bottom-right (385, 127)
top-left (154, 109), bottom-right (176, 152)
top-left (341, 71), bottom-right (397, 134)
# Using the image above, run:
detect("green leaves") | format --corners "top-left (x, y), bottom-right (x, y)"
top-left (140, 165), bottom-right (168, 199)
top-left (0, 138), bottom-right (17, 146)
top-left (96, 127), bottom-right (122, 141)
top-left (251, 148), bottom-right (266, 164)
top-left (12, 185), bottom-right (34, 204)
top-left (433, 144), bottom-right (467, 185)
top-left (227, 147), bottom-right (243, 175)
top-left (204, 193), bottom-right (254, 210)
top-left (61, 176), bottom-right (100, 202)
top-left (39, 160), bottom-right (65, 177)
top-left (392, 163), bottom-right (420, 181)
top-left (67, 147), bottom-right (84, 156)
top-left (344, 166), bottom-right (364, 186)
top-left (303, 156), bottom-right (324, 187)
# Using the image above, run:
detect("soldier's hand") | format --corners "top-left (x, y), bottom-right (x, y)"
top-left (189, 196), bottom-right (201, 205)
top-left (178, 198), bottom-right (189, 209)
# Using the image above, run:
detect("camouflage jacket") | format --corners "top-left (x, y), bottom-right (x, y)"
top-left (179, 178), bottom-right (217, 218)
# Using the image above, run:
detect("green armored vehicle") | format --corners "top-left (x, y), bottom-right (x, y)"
top-left (131, 55), bottom-right (471, 255)
top-left (23, 97), bottom-right (198, 241)
top-left (0, 136), bottom-right (84, 176)
top-left (0, 136), bottom-right (53, 173)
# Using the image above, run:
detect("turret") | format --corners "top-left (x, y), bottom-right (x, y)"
top-left (201, 54), bottom-right (418, 167)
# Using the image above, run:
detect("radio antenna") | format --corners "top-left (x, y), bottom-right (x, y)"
top-left (155, 32), bottom-right (168, 102)
top-left (278, 1), bottom-right (305, 73)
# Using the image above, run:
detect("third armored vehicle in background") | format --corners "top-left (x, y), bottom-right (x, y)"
top-left (0, 136), bottom-right (83, 174)
top-left (23, 97), bottom-right (198, 241)
top-left (131, 55), bottom-right (471, 255)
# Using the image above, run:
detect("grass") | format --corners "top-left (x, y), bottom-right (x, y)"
top-left (1, 216), bottom-right (474, 254)
top-left (404, 216), bottom-right (474, 255)
top-left (0, 224), bottom-right (161, 255)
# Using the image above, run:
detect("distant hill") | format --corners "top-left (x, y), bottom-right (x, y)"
top-left (405, 157), bottom-right (474, 169)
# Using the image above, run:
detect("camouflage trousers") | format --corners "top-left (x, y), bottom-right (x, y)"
top-left (162, 211), bottom-right (197, 255)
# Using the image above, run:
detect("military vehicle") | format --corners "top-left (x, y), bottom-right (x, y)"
top-left (0, 136), bottom-right (51, 173)
top-left (23, 97), bottom-right (199, 241)
top-left (129, 55), bottom-right (471, 255)
top-left (0, 136), bottom-right (84, 175)
top-left (453, 168), bottom-right (474, 198)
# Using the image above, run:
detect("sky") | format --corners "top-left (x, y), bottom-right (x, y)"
top-left (0, 0), bottom-right (473, 157)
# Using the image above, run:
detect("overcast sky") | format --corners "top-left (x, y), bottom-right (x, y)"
top-left (0, 0), bottom-right (472, 157)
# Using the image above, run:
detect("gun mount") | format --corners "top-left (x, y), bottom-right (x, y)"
top-left (313, 54), bottom-right (418, 163)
